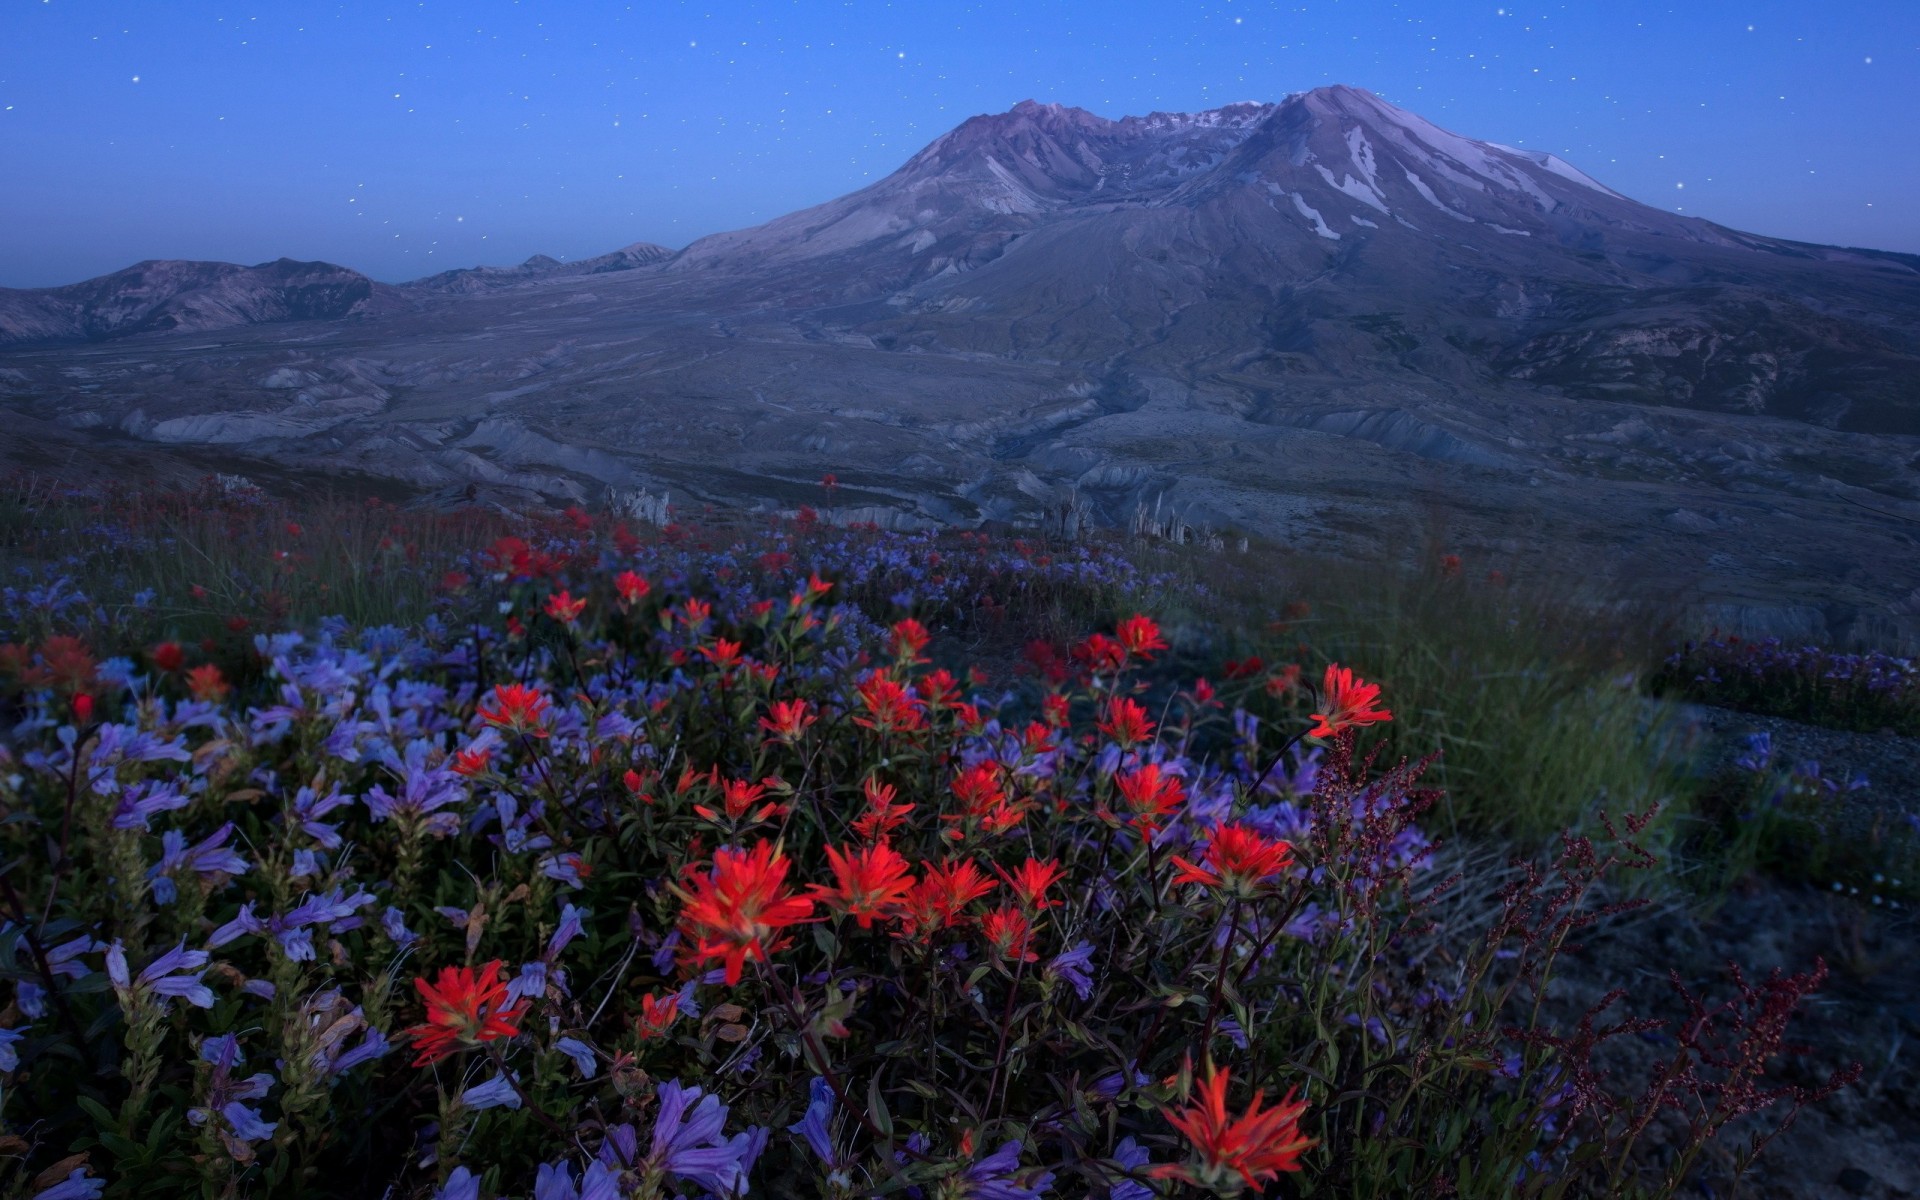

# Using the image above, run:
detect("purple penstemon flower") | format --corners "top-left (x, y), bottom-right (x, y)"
top-left (108, 940), bottom-right (215, 1008)
top-left (535, 1159), bottom-right (622, 1200)
top-left (148, 821), bottom-right (249, 905)
top-left (32, 1168), bottom-right (105, 1200)
top-left (110, 779), bottom-right (189, 831)
top-left (787, 1076), bottom-right (846, 1172)
top-left (433, 1166), bottom-right (481, 1200)
top-left (602, 1079), bottom-right (770, 1196)
top-left (1046, 941), bottom-right (1096, 1001)
top-left (460, 1071), bottom-right (522, 1111)
top-left (962, 1141), bottom-right (1055, 1200)
top-left (289, 783), bottom-right (354, 849)
top-left (363, 738), bottom-right (467, 835)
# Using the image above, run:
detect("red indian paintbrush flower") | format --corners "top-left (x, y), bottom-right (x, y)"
top-left (895, 858), bottom-right (998, 940)
top-left (477, 683), bottom-right (551, 738)
top-left (543, 589), bottom-right (587, 624)
top-left (852, 671), bottom-right (926, 735)
top-left (851, 777), bottom-right (914, 841)
top-left (1097, 697), bottom-right (1154, 747)
top-left (996, 857), bottom-right (1066, 910)
top-left (698, 637), bottom-right (744, 671)
top-left (636, 992), bottom-right (680, 1039)
top-left (1114, 763), bottom-right (1185, 838)
top-left (1307, 664), bottom-right (1392, 739)
top-left (613, 570), bottom-right (652, 606)
top-left (673, 840), bottom-right (816, 985)
top-left (980, 903), bottom-right (1040, 963)
top-left (811, 840), bottom-right (915, 928)
top-left (186, 663), bottom-right (230, 703)
top-left (1151, 1063), bottom-right (1315, 1192)
top-left (758, 697), bottom-right (817, 743)
top-left (1115, 614), bottom-right (1169, 659)
top-left (890, 617), bottom-right (931, 664)
top-left (1169, 823), bottom-right (1295, 898)
top-left (405, 960), bottom-right (527, 1066)
top-left (150, 641), bottom-right (185, 673)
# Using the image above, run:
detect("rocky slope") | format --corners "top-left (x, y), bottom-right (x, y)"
top-left (3, 87), bottom-right (1917, 642)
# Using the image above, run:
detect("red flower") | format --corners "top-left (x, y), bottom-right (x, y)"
top-left (1074, 633), bottom-right (1127, 675)
top-left (1223, 656), bottom-right (1265, 681)
top-left (151, 641), bottom-right (186, 673)
top-left (1307, 664), bottom-right (1392, 740)
top-left (673, 841), bottom-right (816, 985)
top-left (450, 744), bottom-right (493, 776)
top-left (996, 857), bottom-right (1066, 910)
top-left (890, 617), bottom-right (930, 664)
top-left (694, 775), bottom-right (779, 825)
top-left (812, 841), bottom-right (914, 928)
top-left (852, 670), bottom-right (926, 735)
top-left (186, 663), bottom-right (230, 703)
top-left (1041, 694), bottom-right (1071, 728)
top-left (544, 589), bottom-right (587, 624)
top-left (851, 777), bottom-right (914, 841)
top-left (614, 570), bottom-right (652, 607)
top-left (679, 597), bottom-right (712, 628)
top-left (71, 694), bottom-right (94, 724)
top-left (979, 903), bottom-right (1039, 963)
top-left (405, 961), bottom-right (527, 1066)
top-left (918, 668), bottom-right (959, 712)
top-left (949, 763), bottom-right (1006, 817)
top-left (39, 636), bottom-right (97, 694)
top-left (636, 992), bottom-right (681, 1039)
top-left (1114, 763), bottom-right (1185, 838)
top-left (820, 473), bottom-right (838, 491)
top-left (1116, 614), bottom-right (1168, 659)
top-left (1439, 553), bottom-right (1462, 578)
top-left (478, 683), bottom-right (551, 738)
top-left (1169, 823), bottom-right (1295, 898)
top-left (698, 637), bottom-right (744, 671)
top-left (758, 698), bottom-right (817, 743)
top-left (1150, 1063), bottom-right (1315, 1191)
top-left (896, 859), bottom-right (998, 939)
top-left (1098, 697), bottom-right (1154, 747)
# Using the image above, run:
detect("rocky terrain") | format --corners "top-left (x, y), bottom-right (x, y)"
top-left (2, 86), bottom-right (1917, 643)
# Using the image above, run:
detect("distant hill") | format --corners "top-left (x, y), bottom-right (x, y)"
top-left (404, 242), bottom-right (675, 293)
top-left (0, 258), bottom-right (399, 347)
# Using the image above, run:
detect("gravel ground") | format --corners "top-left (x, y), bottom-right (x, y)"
top-left (1662, 699), bottom-right (1920, 850)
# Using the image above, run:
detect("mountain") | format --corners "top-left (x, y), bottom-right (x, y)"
top-left (0, 258), bottom-right (398, 347)
top-left (406, 242), bottom-right (674, 293)
top-left (3, 87), bottom-right (1918, 642)
top-left (673, 85), bottom-right (1920, 433)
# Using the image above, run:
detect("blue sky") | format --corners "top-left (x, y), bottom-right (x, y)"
top-left (2, 0), bottom-right (1915, 286)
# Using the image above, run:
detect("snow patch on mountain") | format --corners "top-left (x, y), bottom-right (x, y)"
top-left (1404, 172), bottom-right (1476, 223)
top-left (1314, 164), bottom-right (1390, 213)
top-left (1291, 193), bottom-right (1341, 240)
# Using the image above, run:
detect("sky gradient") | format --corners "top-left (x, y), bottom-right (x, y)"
top-left (2, 0), bottom-right (1916, 287)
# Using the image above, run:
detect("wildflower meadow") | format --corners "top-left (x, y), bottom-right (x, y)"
top-left (0, 479), bottom-right (1861, 1198)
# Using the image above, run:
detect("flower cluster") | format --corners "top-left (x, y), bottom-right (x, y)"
top-left (0, 483), bottom-right (1852, 1199)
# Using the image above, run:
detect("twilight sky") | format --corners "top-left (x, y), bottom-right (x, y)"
top-left (2, 0), bottom-right (1915, 287)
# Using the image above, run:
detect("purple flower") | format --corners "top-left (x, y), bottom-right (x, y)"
top-left (383, 906), bottom-right (418, 947)
top-left (434, 1166), bottom-right (481, 1200)
top-left (788, 1076), bottom-right (838, 1167)
top-left (461, 1071), bottom-right (522, 1111)
top-left (111, 940), bottom-right (214, 1008)
top-left (0, 1025), bottom-right (24, 1072)
top-left (963, 1141), bottom-right (1054, 1200)
top-left (536, 1161), bottom-right (621, 1200)
top-left (1108, 1137), bottom-right (1153, 1200)
top-left (364, 739), bottom-right (466, 836)
top-left (548, 903), bottom-right (587, 958)
top-left (555, 1036), bottom-right (598, 1078)
top-left (33, 1168), bottom-right (104, 1200)
top-left (208, 902), bottom-right (267, 948)
top-left (148, 822), bottom-right (249, 904)
top-left (111, 779), bottom-right (188, 831)
top-left (609, 1079), bottom-right (770, 1196)
top-left (506, 960), bottom-right (549, 1005)
top-left (1046, 942), bottom-right (1095, 1001)
top-left (289, 783), bottom-right (354, 849)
